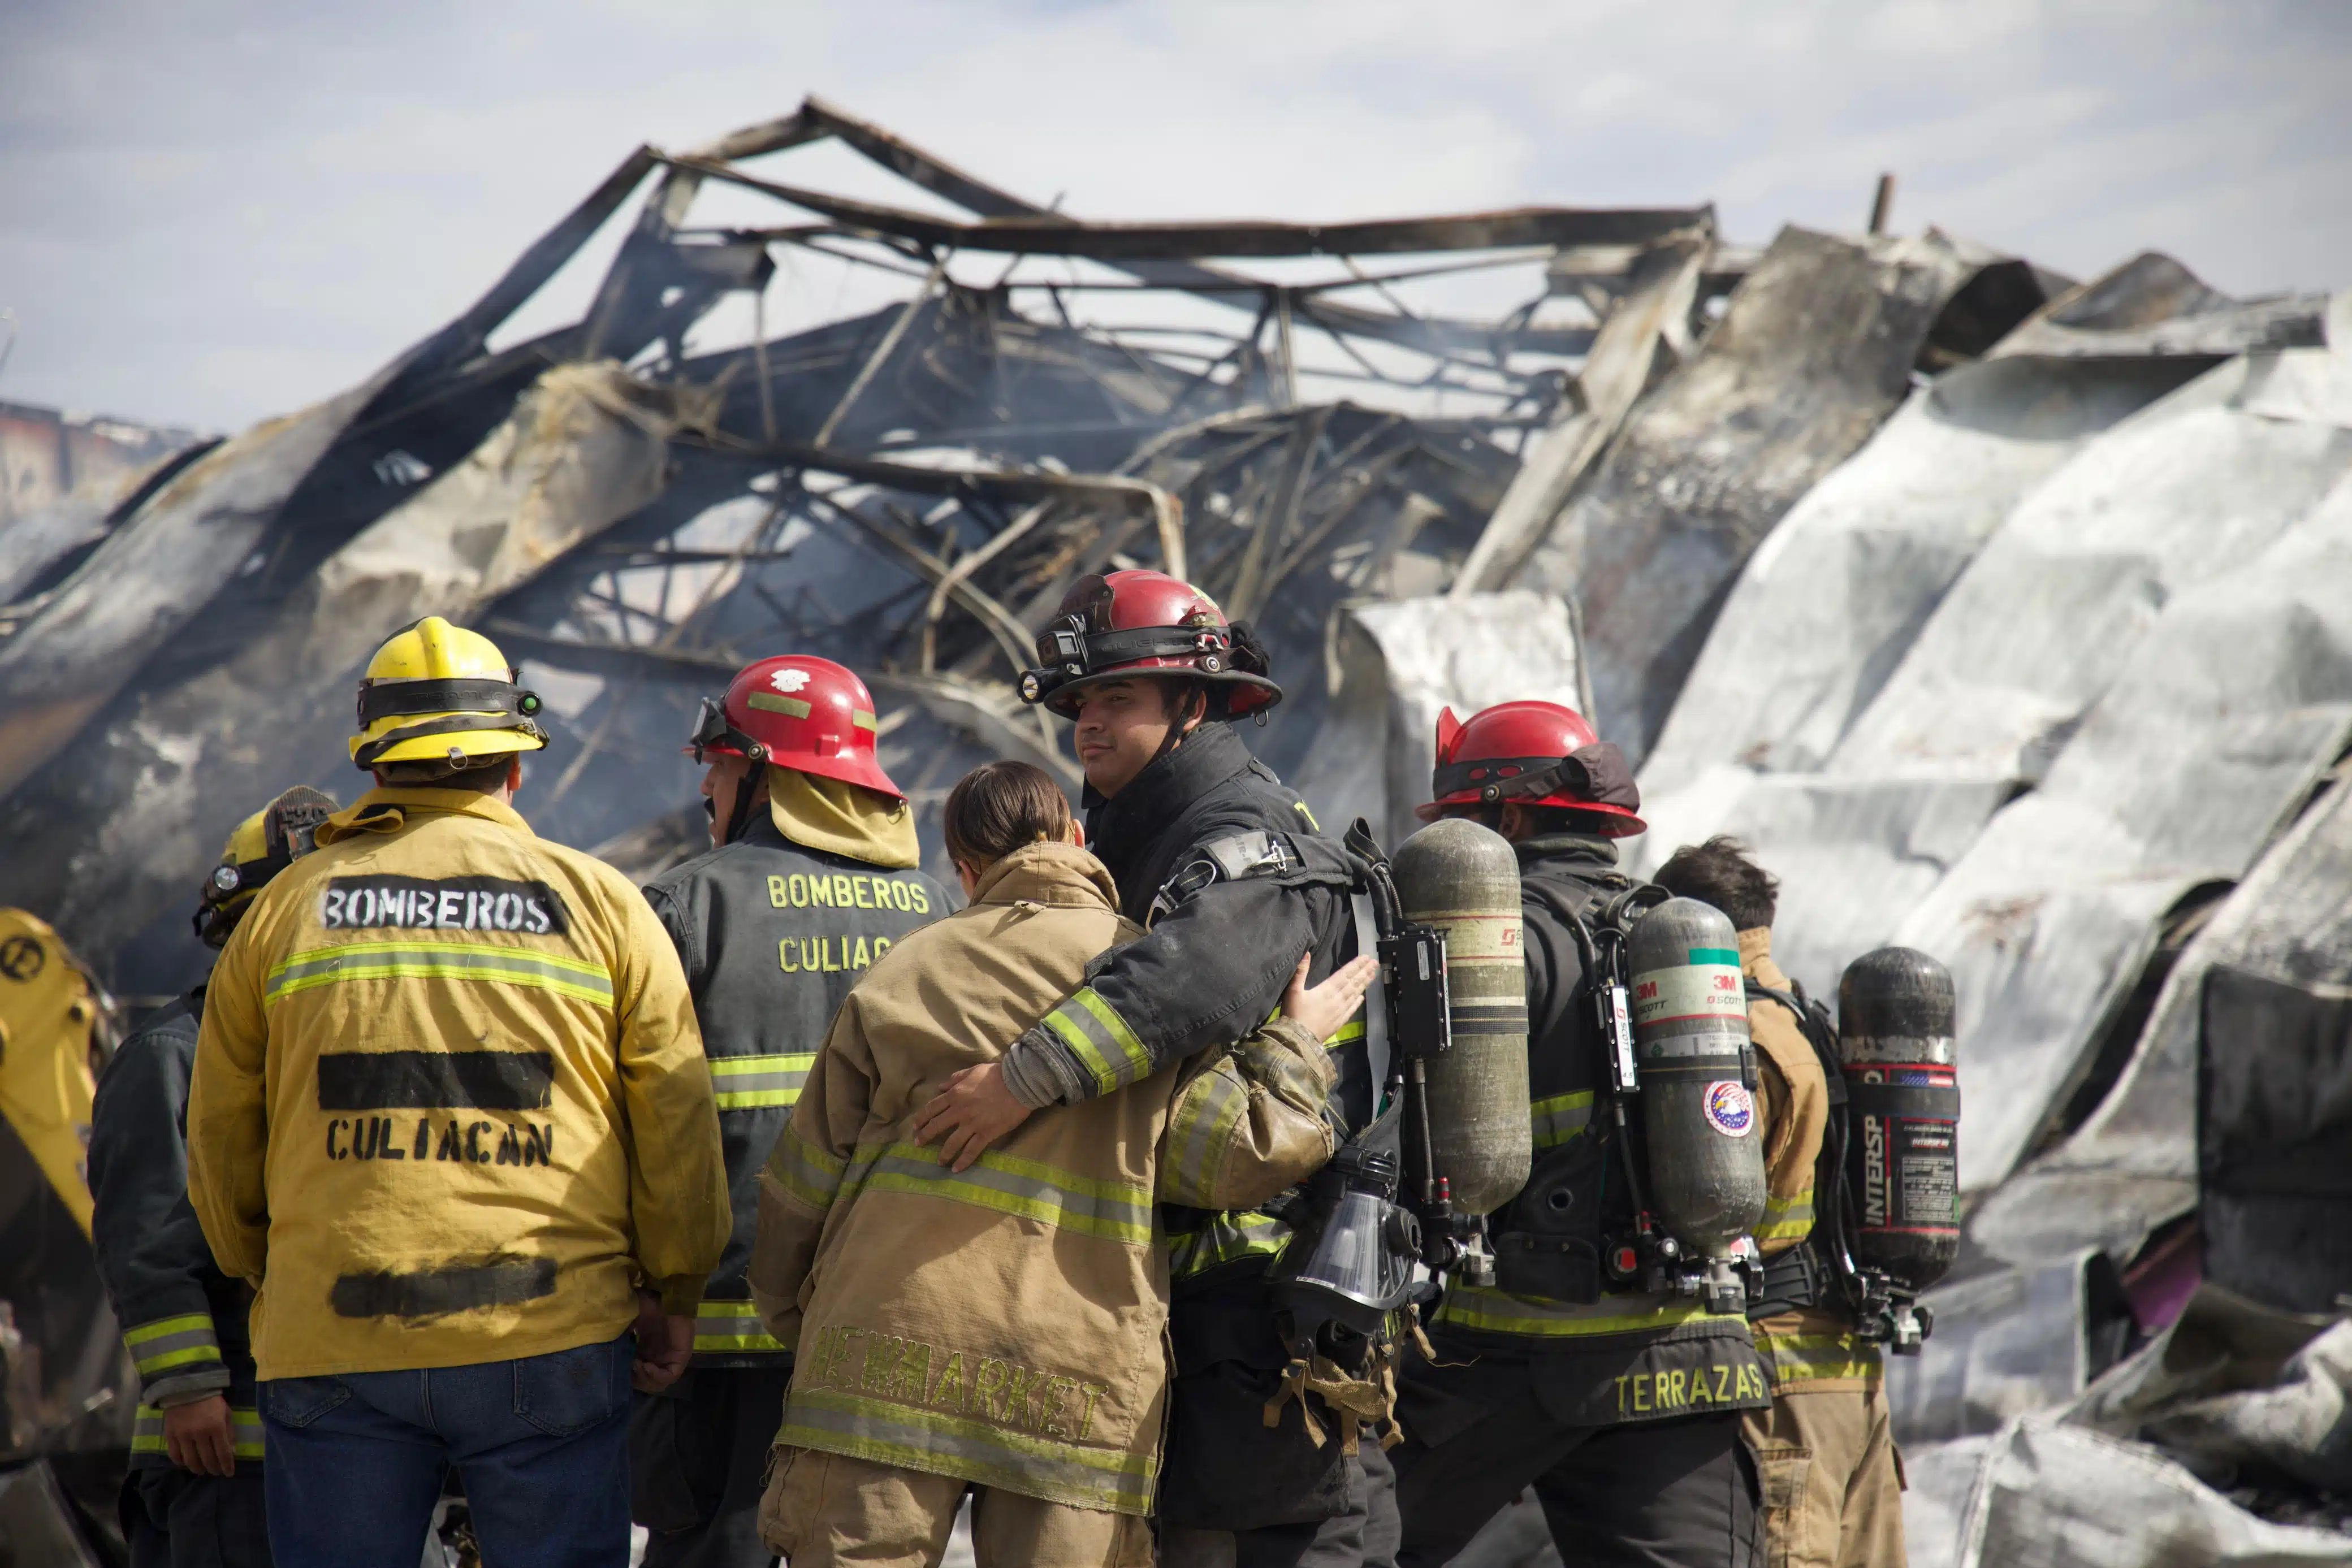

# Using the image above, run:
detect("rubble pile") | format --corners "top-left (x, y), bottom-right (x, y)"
top-left (1, 98), bottom-right (2345, 1566)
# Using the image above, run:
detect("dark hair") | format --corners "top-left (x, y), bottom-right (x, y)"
top-left (1652, 835), bottom-right (1779, 933)
top-left (374, 755), bottom-right (517, 794)
top-left (944, 761), bottom-right (1073, 869)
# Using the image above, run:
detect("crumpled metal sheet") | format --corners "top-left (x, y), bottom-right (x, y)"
top-left (0, 368), bottom-right (399, 803)
top-left (1992, 252), bottom-right (2332, 362)
top-left (1897, 444), bottom-right (2352, 1192)
top-left (1290, 590), bottom-right (1587, 853)
top-left (1901, 1436), bottom-right (1998, 1568)
top-left (0, 363), bottom-right (711, 958)
top-left (1636, 351), bottom-right (2200, 800)
top-left (1973, 775), bottom-right (2352, 1269)
top-left (1513, 226), bottom-right (1984, 767)
top-left (1885, 1249), bottom-right (2132, 1448)
top-left (1915, 1285), bottom-right (2352, 1566)
top-left (1957, 1418), bottom-right (2352, 1567)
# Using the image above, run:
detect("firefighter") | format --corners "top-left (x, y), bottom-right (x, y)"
top-left (1390, 701), bottom-right (1770, 1568)
top-left (90, 786), bottom-right (335, 1567)
top-left (0, 904), bottom-right (118, 1473)
top-left (910, 570), bottom-right (1390, 1567)
top-left (749, 759), bottom-right (1367, 1568)
top-left (1653, 837), bottom-right (1905, 1568)
top-left (632, 655), bottom-right (952, 1568)
top-left (185, 616), bottom-right (729, 1568)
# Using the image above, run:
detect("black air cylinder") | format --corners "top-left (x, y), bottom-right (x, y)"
top-left (1391, 817), bottom-right (1531, 1214)
top-left (1838, 946), bottom-right (1960, 1292)
top-left (1627, 897), bottom-right (1767, 1259)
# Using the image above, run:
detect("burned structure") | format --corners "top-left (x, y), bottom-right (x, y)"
top-left (2, 97), bottom-right (2347, 1567)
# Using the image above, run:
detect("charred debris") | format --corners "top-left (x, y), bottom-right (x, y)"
top-left (13, 94), bottom-right (2352, 1567)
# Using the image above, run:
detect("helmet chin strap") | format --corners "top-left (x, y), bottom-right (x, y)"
top-left (724, 764), bottom-right (763, 844)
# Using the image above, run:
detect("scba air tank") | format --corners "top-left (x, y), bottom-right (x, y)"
top-left (1627, 898), bottom-right (1767, 1262)
top-left (1390, 817), bottom-right (1530, 1214)
top-left (1838, 946), bottom-right (1960, 1292)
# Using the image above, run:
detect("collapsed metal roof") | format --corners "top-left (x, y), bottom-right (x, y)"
top-left (1, 96), bottom-right (2346, 1566)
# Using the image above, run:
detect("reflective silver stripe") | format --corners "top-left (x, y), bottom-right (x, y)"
top-left (1040, 988), bottom-right (1152, 1095)
top-left (1436, 1282), bottom-right (1740, 1337)
top-left (771, 1123), bottom-right (850, 1209)
top-left (1530, 1089), bottom-right (1596, 1150)
top-left (781, 1387), bottom-right (1154, 1514)
top-left (1158, 1068), bottom-right (1246, 1207)
top-left (857, 1142), bottom-right (1153, 1245)
top-left (1755, 1189), bottom-right (1816, 1242)
top-left (265, 942), bottom-right (613, 1007)
top-left (694, 1298), bottom-right (788, 1354)
top-left (122, 1314), bottom-right (221, 1375)
top-left (1164, 1210), bottom-right (1290, 1279)
top-left (133, 1402), bottom-right (264, 1459)
top-left (711, 1052), bottom-right (813, 1110)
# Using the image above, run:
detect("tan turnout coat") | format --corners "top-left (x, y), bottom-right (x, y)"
top-left (750, 840), bottom-right (1333, 1515)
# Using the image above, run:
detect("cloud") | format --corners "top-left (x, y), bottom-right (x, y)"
top-left (0, 0), bottom-right (2343, 431)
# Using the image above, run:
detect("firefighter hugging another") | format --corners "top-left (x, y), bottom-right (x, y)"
top-left (113, 594), bottom-right (1948, 1568)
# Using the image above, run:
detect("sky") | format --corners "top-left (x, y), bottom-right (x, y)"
top-left (4, 0), bottom-right (2347, 435)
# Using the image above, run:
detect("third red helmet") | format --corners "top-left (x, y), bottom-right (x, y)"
top-left (686, 655), bottom-right (903, 799)
top-left (1017, 569), bottom-right (1281, 720)
top-left (1418, 700), bottom-right (1646, 836)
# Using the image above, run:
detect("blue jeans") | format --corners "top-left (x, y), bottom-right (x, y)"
top-left (260, 1335), bottom-right (633, 1568)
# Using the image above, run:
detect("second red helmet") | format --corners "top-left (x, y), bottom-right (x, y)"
top-left (1018, 569), bottom-right (1281, 720)
top-left (1419, 700), bottom-right (1646, 836)
top-left (686, 655), bottom-right (904, 799)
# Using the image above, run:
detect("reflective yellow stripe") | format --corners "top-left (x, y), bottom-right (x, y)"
top-left (780, 1387), bottom-right (1154, 1514)
top-left (1753, 1329), bottom-right (1881, 1387)
top-left (133, 1402), bottom-right (264, 1461)
top-left (1042, 988), bottom-right (1153, 1095)
top-left (265, 941), bottom-right (613, 1007)
top-left (849, 1142), bottom-right (1153, 1246)
top-left (1436, 1282), bottom-right (1743, 1338)
top-left (1754, 1187), bottom-right (1816, 1244)
top-left (771, 1123), bottom-right (849, 1210)
top-left (1159, 1068), bottom-right (1247, 1207)
top-left (1530, 1089), bottom-right (1596, 1150)
top-left (1164, 1210), bottom-right (1290, 1279)
top-left (711, 1052), bottom-right (814, 1110)
top-left (1326, 1019), bottom-right (1365, 1049)
top-left (122, 1313), bottom-right (223, 1375)
top-left (694, 1298), bottom-right (789, 1355)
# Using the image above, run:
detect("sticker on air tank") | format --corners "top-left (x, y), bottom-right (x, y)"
top-left (1630, 954), bottom-right (1747, 1026)
top-left (1702, 1081), bottom-right (1756, 1138)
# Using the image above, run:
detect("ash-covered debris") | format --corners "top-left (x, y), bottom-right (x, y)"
top-left (0, 96), bottom-right (2345, 1567)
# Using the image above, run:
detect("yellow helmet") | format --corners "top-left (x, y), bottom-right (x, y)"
top-left (349, 616), bottom-right (547, 772)
top-left (194, 785), bottom-right (338, 947)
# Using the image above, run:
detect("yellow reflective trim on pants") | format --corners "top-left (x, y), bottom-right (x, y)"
top-left (1164, 1210), bottom-right (1290, 1279)
top-left (1436, 1282), bottom-right (1743, 1338)
top-left (133, 1402), bottom-right (264, 1461)
top-left (711, 1051), bottom-right (814, 1110)
top-left (1043, 988), bottom-right (1152, 1095)
top-left (780, 1387), bottom-right (1155, 1514)
top-left (1754, 1187), bottom-right (1815, 1244)
top-left (1530, 1089), bottom-right (1596, 1150)
top-left (694, 1298), bottom-right (789, 1354)
top-left (264, 941), bottom-right (613, 1008)
top-left (1753, 1330), bottom-right (1882, 1388)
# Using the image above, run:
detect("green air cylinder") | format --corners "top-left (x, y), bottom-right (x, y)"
top-left (1391, 816), bottom-right (1530, 1214)
top-left (1838, 946), bottom-right (1960, 1292)
top-left (1628, 897), bottom-right (1767, 1258)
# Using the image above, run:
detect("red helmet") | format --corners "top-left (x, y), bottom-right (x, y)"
top-left (1417, 700), bottom-right (1646, 837)
top-left (686, 656), bottom-right (903, 799)
top-left (1018, 569), bottom-right (1281, 720)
